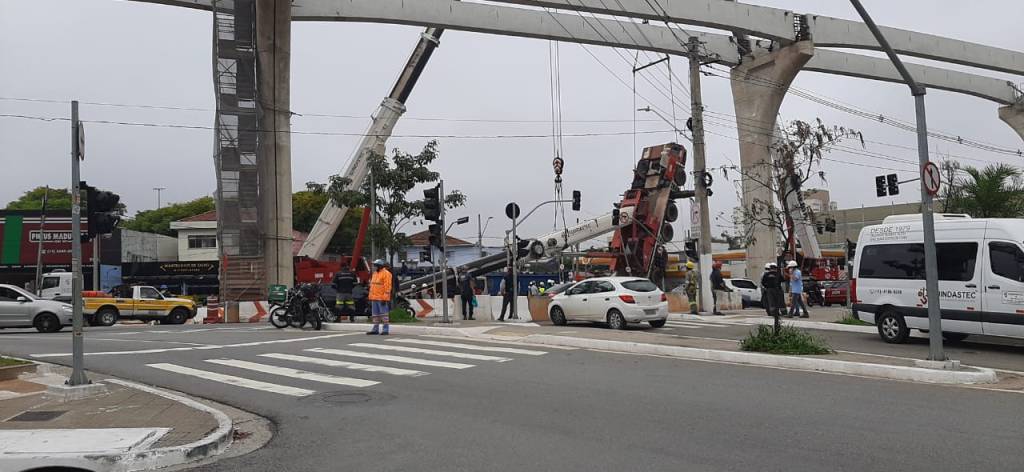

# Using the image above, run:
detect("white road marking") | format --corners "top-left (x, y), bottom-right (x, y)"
top-left (31, 332), bottom-right (360, 358)
top-left (389, 338), bottom-right (547, 356)
top-left (664, 321), bottom-right (706, 328)
top-left (147, 363), bottom-right (315, 397)
top-left (419, 335), bottom-right (578, 350)
top-left (349, 343), bottom-right (512, 362)
top-left (86, 338), bottom-right (212, 346)
top-left (259, 353), bottom-right (427, 377)
top-left (308, 348), bottom-right (475, 369)
top-left (206, 359), bottom-right (379, 388)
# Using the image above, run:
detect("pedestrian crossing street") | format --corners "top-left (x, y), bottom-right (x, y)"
top-left (146, 337), bottom-right (551, 397)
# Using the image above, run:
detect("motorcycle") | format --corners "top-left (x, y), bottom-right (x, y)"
top-left (270, 284), bottom-right (325, 330)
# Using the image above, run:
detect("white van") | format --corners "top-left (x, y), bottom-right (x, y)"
top-left (853, 214), bottom-right (1024, 343)
top-left (39, 271), bottom-right (73, 301)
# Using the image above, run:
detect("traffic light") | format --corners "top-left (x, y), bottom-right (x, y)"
top-left (684, 240), bottom-right (697, 260)
top-left (612, 206), bottom-right (621, 226)
top-left (428, 223), bottom-right (443, 249)
top-left (825, 217), bottom-right (836, 233)
top-left (422, 185), bottom-right (441, 221)
top-left (846, 239), bottom-right (857, 261)
top-left (886, 173), bottom-right (900, 196)
top-left (571, 190), bottom-right (581, 211)
top-left (875, 175), bottom-right (887, 197)
top-left (420, 248), bottom-right (432, 263)
top-left (82, 181), bottom-right (120, 240)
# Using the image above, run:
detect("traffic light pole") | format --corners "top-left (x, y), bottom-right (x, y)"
top-left (68, 100), bottom-right (89, 386)
top-left (851, 0), bottom-right (944, 362)
top-left (439, 180), bottom-right (449, 324)
top-left (92, 237), bottom-right (99, 291)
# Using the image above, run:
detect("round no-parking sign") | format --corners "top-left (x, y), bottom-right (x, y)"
top-left (923, 162), bottom-right (941, 196)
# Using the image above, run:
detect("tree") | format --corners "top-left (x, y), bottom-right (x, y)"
top-left (944, 163), bottom-right (1024, 218)
top-left (121, 197), bottom-right (215, 236)
top-left (326, 140), bottom-right (467, 263)
top-left (734, 119), bottom-right (861, 254)
top-left (6, 186), bottom-right (126, 214)
top-left (292, 182), bottom-right (366, 255)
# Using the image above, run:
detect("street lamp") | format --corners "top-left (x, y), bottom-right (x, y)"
top-left (638, 106), bottom-right (691, 143)
top-left (153, 187), bottom-right (167, 209)
top-left (478, 215), bottom-right (494, 257)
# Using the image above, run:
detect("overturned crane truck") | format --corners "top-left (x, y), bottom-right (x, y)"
top-left (399, 142), bottom-right (694, 295)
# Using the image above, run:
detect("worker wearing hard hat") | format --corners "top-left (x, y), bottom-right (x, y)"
top-left (684, 261), bottom-right (698, 314)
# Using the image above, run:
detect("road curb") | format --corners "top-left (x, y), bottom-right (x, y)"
top-left (516, 334), bottom-right (998, 385)
top-left (0, 378), bottom-right (233, 472)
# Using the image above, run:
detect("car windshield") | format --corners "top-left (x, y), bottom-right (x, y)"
top-left (621, 279), bottom-right (658, 292)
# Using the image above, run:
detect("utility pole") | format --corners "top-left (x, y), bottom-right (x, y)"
top-left (68, 100), bottom-right (89, 386)
top-left (153, 187), bottom-right (166, 209)
top-left (34, 186), bottom-right (49, 295)
top-left (92, 237), bottom-right (100, 291)
top-left (439, 180), bottom-right (450, 323)
top-left (850, 0), bottom-right (944, 361)
top-left (688, 36), bottom-right (714, 314)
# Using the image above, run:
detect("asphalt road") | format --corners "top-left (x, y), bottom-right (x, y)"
top-left (1, 324), bottom-right (1021, 471)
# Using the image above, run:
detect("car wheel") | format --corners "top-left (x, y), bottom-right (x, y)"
top-left (550, 306), bottom-right (567, 326)
top-left (877, 309), bottom-right (909, 344)
top-left (607, 309), bottom-right (627, 330)
top-left (942, 332), bottom-right (969, 342)
top-left (34, 312), bottom-right (61, 333)
top-left (166, 308), bottom-right (188, 325)
top-left (96, 308), bottom-right (118, 327)
top-left (648, 319), bottom-right (667, 328)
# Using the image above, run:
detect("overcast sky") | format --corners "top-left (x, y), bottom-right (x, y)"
top-left (1, 0), bottom-right (1022, 247)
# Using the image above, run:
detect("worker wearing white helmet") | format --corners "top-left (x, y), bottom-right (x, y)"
top-left (760, 261), bottom-right (784, 318)
top-left (785, 260), bottom-right (809, 318)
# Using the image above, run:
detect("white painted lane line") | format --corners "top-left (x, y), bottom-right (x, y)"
top-left (31, 332), bottom-right (360, 358)
top-left (259, 353), bottom-right (427, 377)
top-left (390, 338), bottom-right (547, 356)
top-left (206, 359), bottom-right (379, 388)
top-left (146, 363), bottom-right (314, 397)
top-left (308, 348), bottom-right (474, 369)
top-left (664, 321), bottom-right (706, 328)
top-left (418, 335), bottom-right (579, 350)
top-left (350, 343), bottom-right (512, 362)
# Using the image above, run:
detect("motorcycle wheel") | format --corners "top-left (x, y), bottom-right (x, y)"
top-left (270, 308), bottom-right (290, 329)
top-left (307, 311), bottom-right (323, 330)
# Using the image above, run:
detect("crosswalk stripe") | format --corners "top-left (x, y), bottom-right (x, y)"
top-left (308, 348), bottom-right (475, 369)
top-left (259, 353), bottom-right (427, 377)
top-left (664, 321), bottom-right (706, 328)
top-left (388, 338), bottom-right (547, 356)
top-left (147, 363), bottom-right (315, 397)
top-left (206, 359), bottom-right (379, 388)
top-left (349, 343), bottom-right (512, 362)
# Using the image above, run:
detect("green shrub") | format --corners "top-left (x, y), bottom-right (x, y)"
top-left (388, 308), bottom-right (418, 324)
top-left (740, 324), bottom-right (833, 355)
top-left (836, 314), bottom-right (871, 326)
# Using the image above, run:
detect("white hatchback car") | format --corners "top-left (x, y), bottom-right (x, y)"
top-left (547, 277), bottom-right (668, 329)
top-left (724, 278), bottom-right (761, 307)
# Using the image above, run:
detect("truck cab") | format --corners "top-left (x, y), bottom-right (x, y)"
top-left (39, 271), bottom-right (73, 302)
top-left (84, 285), bottom-right (197, 326)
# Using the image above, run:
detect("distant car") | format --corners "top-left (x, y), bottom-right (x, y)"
top-left (545, 282), bottom-right (575, 299)
top-left (822, 280), bottom-right (849, 306)
top-left (0, 284), bottom-right (73, 333)
top-left (724, 278), bottom-right (761, 308)
top-left (547, 277), bottom-right (668, 330)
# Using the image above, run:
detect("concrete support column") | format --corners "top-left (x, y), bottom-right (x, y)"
top-left (730, 41), bottom-right (814, 280)
top-left (256, 0), bottom-right (294, 288)
top-left (998, 104), bottom-right (1024, 142)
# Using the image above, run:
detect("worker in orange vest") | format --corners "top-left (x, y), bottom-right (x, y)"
top-left (367, 259), bottom-right (393, 335)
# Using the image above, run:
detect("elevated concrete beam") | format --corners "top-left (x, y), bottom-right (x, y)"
top-left (731, 41), bottom-right (814, 281)
top-left (807, 15), bottom-right (1024, 77)
top-left (998, 105), bottom-right (1024, 143)
top-left (805, 50), bottom-right (1019, 105)
top-left (485, 0), bottom-right (796, 42)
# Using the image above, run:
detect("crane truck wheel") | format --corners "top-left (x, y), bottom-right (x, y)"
top-left (665, 202), bottom-right (679, 222)
top-left (660, 223), bottom-right (674, 241)
top-left (529, 241), bottom-right (546, 258)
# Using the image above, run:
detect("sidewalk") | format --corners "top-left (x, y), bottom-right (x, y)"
top-left (0, 362), bottom-right (233, 472)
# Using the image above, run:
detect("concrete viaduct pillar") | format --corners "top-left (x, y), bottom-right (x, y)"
top-left (256, 0), bottom-right (294, 288)
top-left (731, 41), bottom-right (814, 280)
top-left (998, 104), bottom-right (1024, 143)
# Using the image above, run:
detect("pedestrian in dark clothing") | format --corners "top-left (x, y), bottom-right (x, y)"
top-left (460, 274), bottom-right (476, 320)
top-left (498, 268), bottom-right (517, 321)
top-left (333, 266), bottom-right (357, 318)
top-left (710, 262), bottom-right (731, 316)
top-left (760, 262), bottom-right (784, 317)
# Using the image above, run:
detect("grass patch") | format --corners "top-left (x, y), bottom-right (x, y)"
top-left (0, 356), bottom-right (29, 368)
top-left (835, 314), bottom-right (871, 326)
top-left (388, 308), bottom-right (418, 324)
top-left (740, 324), bottom-right (833, 355)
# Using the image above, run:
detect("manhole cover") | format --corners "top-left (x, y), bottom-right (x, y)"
top-left (323, 392), bottom-right (373, 404)
top-left (8, 410), bottom-right (67, 422)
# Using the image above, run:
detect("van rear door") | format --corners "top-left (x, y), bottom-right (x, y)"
top-left (981, 241), bottom-right (1024, 338)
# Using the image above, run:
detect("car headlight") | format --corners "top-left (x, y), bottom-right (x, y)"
top-left (61, 305), bottom-right (72, 312)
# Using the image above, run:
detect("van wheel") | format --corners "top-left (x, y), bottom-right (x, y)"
top-left (550, 306), bottom-right (567, 326)
top-left (34, 313), bottom-right (62, 333)
top-left (96, 308), bottom-right (118, 327)
top-left (877, 310), bottom-right (909, 344)
top-left (942, 332), bottom-right (969, 342)
top-left (607, 309), bottom-right (627, 330)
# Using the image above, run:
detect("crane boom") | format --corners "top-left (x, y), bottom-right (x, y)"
top-left (298, 27), bottom-right (445, 258)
